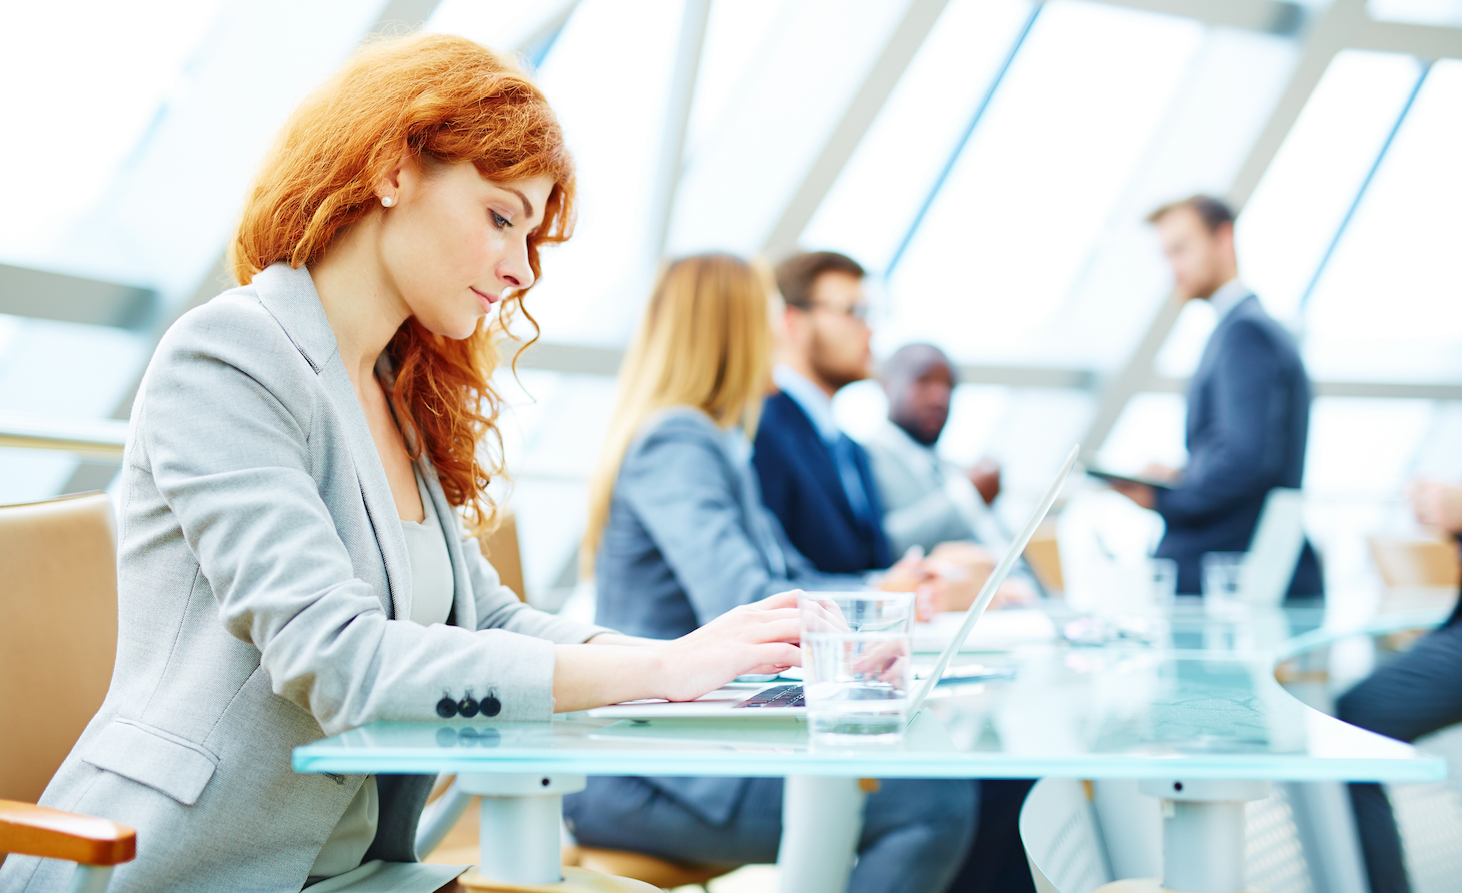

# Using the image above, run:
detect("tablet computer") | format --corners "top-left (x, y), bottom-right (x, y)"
top-left (1086, 468), bottom-right (1173, 490)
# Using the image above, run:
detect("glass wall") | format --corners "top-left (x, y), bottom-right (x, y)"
top-left (3, 0), bottom-right (1460, 607)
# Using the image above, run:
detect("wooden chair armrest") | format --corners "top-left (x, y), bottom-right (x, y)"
top-left (0, 800), bottom-right (136, 866)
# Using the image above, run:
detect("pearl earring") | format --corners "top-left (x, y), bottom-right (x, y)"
top-left (381, 195), bottom-right (395, 208)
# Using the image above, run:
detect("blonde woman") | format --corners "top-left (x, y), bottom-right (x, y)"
top-left (565, 254), bottom-right (975, 893)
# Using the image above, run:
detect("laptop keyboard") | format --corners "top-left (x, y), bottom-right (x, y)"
top-left (734, 683), bottom-right (805, 709)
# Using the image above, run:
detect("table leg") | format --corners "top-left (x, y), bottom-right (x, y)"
top-left (777, 776), bottom-right (866, 893)
top-left (455, 773), bottom-right (585, 886)
top-left (1137, 779), bottom-right (1270, 893)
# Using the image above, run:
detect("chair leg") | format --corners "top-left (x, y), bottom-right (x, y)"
top-left (66, 864), bottom-right (112, 893)
top-left (418, 780), bottom-right (475, 860)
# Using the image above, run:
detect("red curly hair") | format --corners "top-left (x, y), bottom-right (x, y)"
top-left (229, 33), bottom-right (575, 531)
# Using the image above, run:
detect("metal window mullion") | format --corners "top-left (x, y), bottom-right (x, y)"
top-left (1294, 58), bottom-right (1431, 322)
top-left (884, 2), bottom-right (1042, 278)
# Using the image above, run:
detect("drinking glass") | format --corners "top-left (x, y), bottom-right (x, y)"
top-left (1149, 557), bottom-right (1179, 609)
top-left (1202, 552), bottom-right (1247, 617)
top-left (799, 592), bottom-right (915, 744)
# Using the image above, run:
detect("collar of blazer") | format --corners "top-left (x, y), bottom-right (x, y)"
top-left (251, 262), bottom-right (416, 622)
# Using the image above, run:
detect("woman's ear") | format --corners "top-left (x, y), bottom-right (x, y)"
top-left (375, 146), bottom-right (418, 207)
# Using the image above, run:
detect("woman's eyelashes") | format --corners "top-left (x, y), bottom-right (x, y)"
top-left (490, 210), bottom-right (512, 229)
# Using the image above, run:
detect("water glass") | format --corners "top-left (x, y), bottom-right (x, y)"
top-left (1202, 552), bottom-right (1247, 617)
top-left (1149, 557), bottom-right (1179, 608)
top-left (799, 592), bottom-right (915, 744)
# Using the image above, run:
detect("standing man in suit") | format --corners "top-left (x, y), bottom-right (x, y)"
top-left (755, 251), bottom-right (891, 574)
top-left (1109, 195), bottom-right (1322, 597)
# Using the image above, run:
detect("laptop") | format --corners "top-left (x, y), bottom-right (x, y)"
top-left (586, 444), bottom-right (1079, 722)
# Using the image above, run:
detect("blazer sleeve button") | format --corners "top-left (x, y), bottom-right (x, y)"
top-left (481, 695), bottom-right (502, 717)
top-left (458, 696), bottom-right (480, 718)
top-left (436, 697), bottom-right (459, 718)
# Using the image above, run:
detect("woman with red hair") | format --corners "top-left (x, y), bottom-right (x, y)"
top-left (0, 34), bottom-right (799, 893)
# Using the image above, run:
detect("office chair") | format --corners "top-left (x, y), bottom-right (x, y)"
top-left (1019, 777), bottom-right (1322, 893)
top-left (0, 494), bottom-right (666, 893)
top-left (0, 493), bottom-right (137, 892)
top-left (1242, 488), bottom-right (1307, 607)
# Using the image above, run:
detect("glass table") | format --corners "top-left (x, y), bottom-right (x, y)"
top-left (294, 608), bottom-right (1445, 892)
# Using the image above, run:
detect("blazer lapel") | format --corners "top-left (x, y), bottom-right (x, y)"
top-left (251, 263), bottom-right (413, 620)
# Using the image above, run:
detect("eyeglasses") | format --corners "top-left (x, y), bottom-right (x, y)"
top-left (803, 301), bottom-right (870, 322)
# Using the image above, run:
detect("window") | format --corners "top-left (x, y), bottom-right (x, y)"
top-left (881, 1), bottom-right (1205, 365)
top-left (1238, 50), bottom-right (1424, 325)
top-left (666, 0), bottom-right (910, 257)
top-left (800, 0), bottom-right (1036, 274)
top-left (1304, 59), bottom-right (1462, 382)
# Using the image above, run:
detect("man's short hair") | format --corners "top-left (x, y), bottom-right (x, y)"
top-left (775, 251), bottom-right (866, 310)
top-left (1146, 194), bottom-right (1235, 233)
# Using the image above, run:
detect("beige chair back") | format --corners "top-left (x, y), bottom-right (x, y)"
top-left (1024, 519), bottom-right (1064, 594)
top-left (476, 512), bottom-right (527, 603)
top-left (0, 493), bottom-right (118, 803)
top-left (1369, 535), bottom-right (1462, 588)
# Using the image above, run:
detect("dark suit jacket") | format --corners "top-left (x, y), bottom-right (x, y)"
top-left (1155, 295), bottom-right (1323, 596)
top-left (752, 391), bottom-right (893, 573)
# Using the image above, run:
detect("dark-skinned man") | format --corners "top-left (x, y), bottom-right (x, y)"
top-left (864, 342), bottom-right (1040, 893)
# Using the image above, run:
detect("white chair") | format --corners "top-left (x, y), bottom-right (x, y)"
top-left (1241, 488), bottom-right (1307, 606)
top-left (1020, 778), bottom-right (1326, 893)
top-left (1019, 778), bottom-right (1112, 893)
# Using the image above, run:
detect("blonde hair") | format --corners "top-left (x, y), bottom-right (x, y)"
top-left (583, 254), bottom-right (775, 572)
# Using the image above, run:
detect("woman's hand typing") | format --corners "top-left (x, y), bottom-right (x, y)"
top-left (552, 591), bottom-right (802, 712)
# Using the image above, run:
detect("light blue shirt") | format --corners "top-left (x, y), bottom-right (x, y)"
top-left (1208, 277), bottom-right (1251, 321)
top-left (772, 364), bottom-right (841, 444)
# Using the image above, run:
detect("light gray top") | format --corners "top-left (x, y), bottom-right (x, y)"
top-left (0, 263), bottom-right (609, 893)
top-left (312, 469), bottom-right (456, 879)
top-left (399, 468), bottom-right (456, 628)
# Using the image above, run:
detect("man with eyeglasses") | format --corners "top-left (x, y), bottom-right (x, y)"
top-left (755, 257), bottom-right (1038, 893)
top-left (754, 252), bottom-right (988, 600)
top-left (753, 251), bottom-right (889, 576)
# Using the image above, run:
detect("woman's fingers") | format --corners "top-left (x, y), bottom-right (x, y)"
top-left (757, 590), bottom-right (803, 609)
top-left (747, 643), bottom-right (802, 671)
top-left (798, 599), bottom-right (850, 633)
top-left (737, 616), bottom-right (801, 644)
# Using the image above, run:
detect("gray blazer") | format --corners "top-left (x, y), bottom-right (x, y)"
top-left (1, 263), bottom-right (607, 893)
top-left (864, 423), bottom-right (979, 557)
top-left (592, 408), bottom-right (855, 823)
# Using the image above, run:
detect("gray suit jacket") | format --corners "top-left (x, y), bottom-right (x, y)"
top-left (864, 421), bottom-right (1040, 593)
top-left (592, 408), bottom-right (856, 824)
top-left (1, 263), bottom-right (607, 893)
top-left (864, 421), bottom-right (983, 557)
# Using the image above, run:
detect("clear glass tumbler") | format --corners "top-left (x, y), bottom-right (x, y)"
top-left (799, 591), bottom-right (915, 744)
top-left (1202, 552), bottom-right (1247, 617)
top-left (1149, 557), bottom-right (1179, 608)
